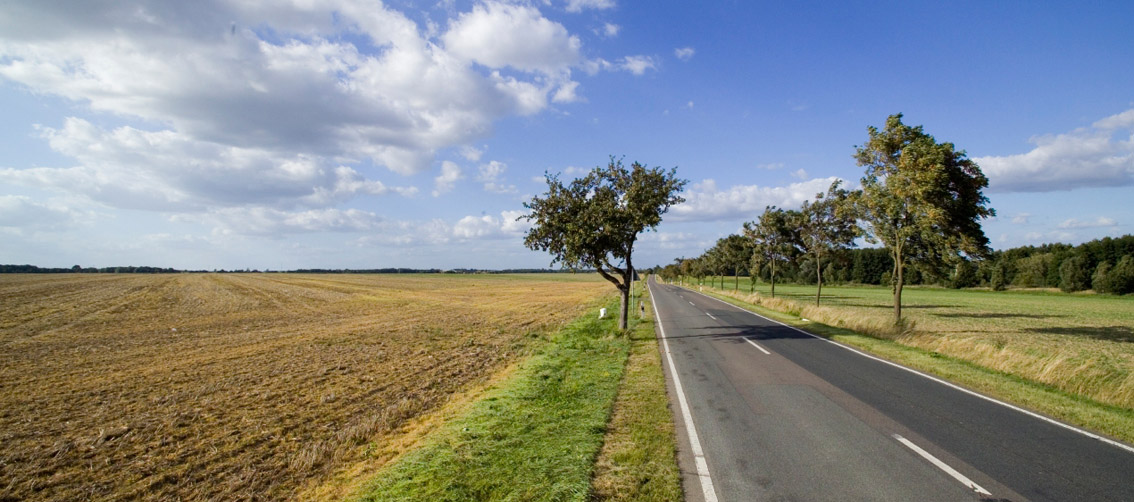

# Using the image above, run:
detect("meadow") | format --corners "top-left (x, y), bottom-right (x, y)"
top-left (694, 281), bottom-right (1133, 430)
top-left (0, 273), bottom-right (609, 501)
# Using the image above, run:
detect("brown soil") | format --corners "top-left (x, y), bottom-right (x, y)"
top-left (0, 273), bottom-right (607, 501)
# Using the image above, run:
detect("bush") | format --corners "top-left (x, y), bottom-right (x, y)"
top-left (1059, 255), bottom-right (1090, 292)
top-left (1093, 261), bottom-right (1114, 294)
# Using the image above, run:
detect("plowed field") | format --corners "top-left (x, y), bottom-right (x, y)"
top-left (0, 273), bottom-right (608, 501)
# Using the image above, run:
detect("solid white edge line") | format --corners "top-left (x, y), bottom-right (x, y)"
top-left (682, 286), bottom-right (1134, 455)
top-left (893, 434), bottom-right (992, 495)
top-left (649, 282), bottom-right (719, 502)
top-left (744, 337), bottom-right (771, 355)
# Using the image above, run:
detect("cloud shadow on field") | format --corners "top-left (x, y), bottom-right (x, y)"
top-left (1024, 325), bottom-right (1134, 343)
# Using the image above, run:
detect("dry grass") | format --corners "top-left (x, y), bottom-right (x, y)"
top-left (710, 284), bottom-right (1134, 410)
top-left (0, 273), bottom-right (608, 501)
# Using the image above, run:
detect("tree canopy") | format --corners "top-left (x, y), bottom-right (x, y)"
top-left (522, 158), bottom-right (686, 329)
top-left (854, 113), bottom-right (994, 322)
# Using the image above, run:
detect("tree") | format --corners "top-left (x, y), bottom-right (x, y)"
top-left (522, 158), bottom-right (687, 330)
top-left (854, 114), bottom-right (995, 323)
top-left (1059, 255), bottom-right (1090, 292)
top-left (744, 206), bottom-right (798, 298)
top-left (720, 234), bottom-right (752, 290)
top-left (797, 181), bottom-right (858, 305)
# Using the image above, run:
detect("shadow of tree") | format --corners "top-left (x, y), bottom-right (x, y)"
top-left (934, 313), bottom-right (1065, 320)
top-left (1024, 326), bottom-right (1134, 343)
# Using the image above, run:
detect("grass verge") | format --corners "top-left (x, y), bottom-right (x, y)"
top-left (352, 296), bottom-right (631, 501)
top-left (695, 287), bottom-right (1134, 446)
top-left (589, 286), bottom-right (683, 502)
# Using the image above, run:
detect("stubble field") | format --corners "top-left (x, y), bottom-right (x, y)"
top-left (0, 273), bottom-right (608, 501)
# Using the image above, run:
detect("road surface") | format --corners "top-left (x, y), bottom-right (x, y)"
top-left (648, 277), bottom-right (1134, 501)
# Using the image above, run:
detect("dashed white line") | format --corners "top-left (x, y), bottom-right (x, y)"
top-left (706, 312), bottom-right (717, 320)
top-left (893, 434), bottom-right (991, 496)
top-left (683, 286), bottom-right (1134, 455)
top-left (744, 337), bottom-right (771, 355)
top-left (650, 283), bottom-right (719, 502)
top-left (689, 301), bottom-right (696, 306)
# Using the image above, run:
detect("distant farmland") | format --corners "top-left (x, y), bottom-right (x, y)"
top-left (0, 273), bottom-right (608, 501)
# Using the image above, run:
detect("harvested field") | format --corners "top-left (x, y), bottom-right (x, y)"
top-left (0, 273), bottom-right (608, 501)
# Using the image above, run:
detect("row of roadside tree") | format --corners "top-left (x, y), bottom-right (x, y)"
top-left (652, 113), bottom-right (1132, 325)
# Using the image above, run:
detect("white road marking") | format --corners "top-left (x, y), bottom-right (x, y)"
top-left (893, 434), bottom-right (991, 495)
top-left (684, 287), bottom-right (1134, 455)
top-left (689, 301), bottom-right (696, 306)
top-left (706, 312), bottom-right (717, 320)
top-left (744, 337), bottom-right (771, 355)
top-left (650, 283), bottom-right (719, 502)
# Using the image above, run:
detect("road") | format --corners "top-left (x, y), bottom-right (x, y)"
top-left (648, 277), bottom-right (1134, 502)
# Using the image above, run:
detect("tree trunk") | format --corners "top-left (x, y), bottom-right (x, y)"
top-left (815, 253), bottom-right (822, 306)
top-left (770, 258), bottom-right (777, 298)
top-left (893, 247), bottom-right (903, 324)
top-left (734, 270), bottom-right (739, 290)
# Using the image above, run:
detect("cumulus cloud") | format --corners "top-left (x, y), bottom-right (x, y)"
top-left (565, 0), bottom-right (616, 13)
top-left (671, 177), bottom-right (843, 222)
top-left (0, 195), bottom-right (87, 233)
top-left (0, 118), bottom-right (416, 211)
top-left (619, 55), bottom-right (657, 75)
top-left (453, 209), bottom-right (529, 239)
top-left (477, 160), bottom-right (517, 194)
top-left (1058, 217), bottom-right (1117, 229)
top-left (975, 108), bottom-right (1134, 192)
top-left (674, 47), bottom-right (695, 61)
top-left (0, 0), bottom-right (599, 222)
top-left (601, 23), bottom-right (621, 38)
top-left (432, 161), bottom-right (463, 197)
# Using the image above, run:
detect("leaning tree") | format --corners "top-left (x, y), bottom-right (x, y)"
top-left (854, 114), bottom-right (995, 324)
top-left (522, 158), bottom-right (686, 330)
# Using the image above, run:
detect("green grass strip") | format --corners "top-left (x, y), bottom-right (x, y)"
top-left (590, 287), bottom-right (683, 502)
top-left (353, 296), bottom-right (631, 502)
top-left (699, 289), bottom-right (1134, 445)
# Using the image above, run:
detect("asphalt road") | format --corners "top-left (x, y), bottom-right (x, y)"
top-left (648, 277), bottom-right (1134, 502)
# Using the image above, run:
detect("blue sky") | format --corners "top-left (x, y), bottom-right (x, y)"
top-left (1, 0), bottom-right (1132, 270)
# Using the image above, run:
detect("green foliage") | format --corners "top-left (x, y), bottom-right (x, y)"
top-left (1014, 253), bottom-right (1053, 288)
top-left (523, 158), bottom-right (686, 329)
top-left (743, 206), bottom-right (799, 297)
top-left (1060, 255), bottom-right (1091, 292)
top-left (990, 261), bottom-right (1008, 291)
top-left (854, 113), bottom-right (994, 321)
top-left (950, 259), bottom-right (979, 289)
top-left (1093, 256), bottom-right (1134, 295)
top-left (797, 181), bottom-right (859, 304)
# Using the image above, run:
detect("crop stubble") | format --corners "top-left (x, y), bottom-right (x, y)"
top-left (0, 273), bottom-right (608, 501)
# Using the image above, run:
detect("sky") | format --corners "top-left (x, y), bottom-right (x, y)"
top-left (1, 0), bottom-right (1132, 271)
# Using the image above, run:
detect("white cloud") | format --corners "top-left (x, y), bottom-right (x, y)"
top-left (0, 195), bottom-right (88, 233)
top-left (671, 177), bottom-right (843, 222)
top-left (686, 101), bottom-right (695, 109)
top-left (443, 2), bottom-right (581, 75)
top-left (790, 168), bottom-right (809, 180)
top-left (0, 0), bottom-right (602, 223)
top-left (1058, 217), bottom-right (1117, 229)
top-left (756, 163), bottom-right (784, 170)
top-left (432, 161), bottom-right (463, 197)
top-left (674, 47), bottom-right (695, 61)
top-left (1010, 213), bottom-right (1031, 224)
top-left (460, 145), bottom-right (485, 162)
top-left (477, 160), bottom-right (517, 194)
top-left (975, 108), bottom-right (1134, 192)
top-left (453, 209), bottom-right (530, 239)
top-left (565, 0), bottom-right (616, 13)
top-left (601, 23), bottom-right (621, 37)
top-left (0, 118), bottom-right (416, 212)
top-left (620, 55), bottom-right (657, 75)
top-left (202, 207), bottom-right (386, 236)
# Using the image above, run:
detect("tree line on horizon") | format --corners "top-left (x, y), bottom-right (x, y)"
top-left (650, 113), bottom-right (1133, 325)
top-left (652, 233), bottom-right (1134, 295)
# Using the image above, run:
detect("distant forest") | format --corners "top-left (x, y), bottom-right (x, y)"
top-left (0, 265), bottom-right (574, 275)
top-left (652, 234), bottom-right (1134, 295)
